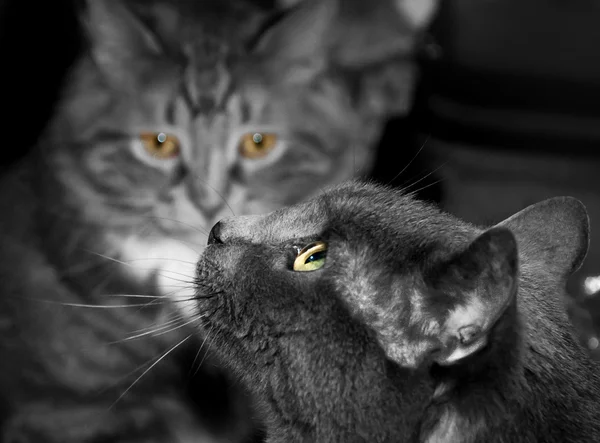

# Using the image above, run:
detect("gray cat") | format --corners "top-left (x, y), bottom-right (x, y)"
top-left (0, 0), bottom-right (438, 441)
top-left (192, 181), bottom-right (600, 442)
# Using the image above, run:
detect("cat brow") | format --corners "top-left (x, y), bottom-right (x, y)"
top-left (177, 71), bottom-right (235, 119)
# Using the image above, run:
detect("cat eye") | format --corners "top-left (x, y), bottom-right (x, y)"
top-left (293, 241), bottom-right (327, 272)
top-left (140, 132), bottom-right (180, 159)
top-left (238, 132), bottom-right (277, 159)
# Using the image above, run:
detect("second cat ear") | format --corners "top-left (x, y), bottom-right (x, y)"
top-left (80, 0), bottom-right (163, 88)
top-left (253, 0), bottom-right (337, 82)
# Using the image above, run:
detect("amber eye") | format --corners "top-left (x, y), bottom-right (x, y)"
top-left (140, 132), bottom-right (180, 159)
top-left (238, 132), bottom-right (277, 159)
top-left (293, 241), bottom-right (327, 272)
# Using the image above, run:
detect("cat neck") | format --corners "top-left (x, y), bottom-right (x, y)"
top-left (245, 335), bottom-right (435, 442)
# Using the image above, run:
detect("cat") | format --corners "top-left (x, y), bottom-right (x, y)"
top-left (0, 0), bottom-right (439, 441)
top-left (190, 180), bottom-right (600, 442)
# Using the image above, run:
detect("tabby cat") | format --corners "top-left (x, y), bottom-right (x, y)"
top-left (0, 0), bottom-right (438, 441)
top-left (192, 181), bottom-right (600, 442)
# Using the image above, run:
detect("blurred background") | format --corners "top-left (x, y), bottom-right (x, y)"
top-left (1, 0), bottom-right (599, 356)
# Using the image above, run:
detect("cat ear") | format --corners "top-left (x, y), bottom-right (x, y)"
top-left (80, 0), bottom-right (163, 88)
top-left (329, 0), bottom-right (440, 117)
top-left (394, 0), bottom-right (439, 29)
top-left (425, 227), bottom-right (518, 365)
top-left (497, 197), bottom-right (589, 281)
top-left (253, 0), bottom-right (337, 82)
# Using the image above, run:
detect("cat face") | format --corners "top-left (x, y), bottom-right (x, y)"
top-left (37, 0), bottom-right (436, 296)
top-left (193, 181), bottom-right (480, 371)
top-left (191, 181), bottom-right (590, 440)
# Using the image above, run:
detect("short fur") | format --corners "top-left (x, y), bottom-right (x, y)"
top-left (0, 0), bottom-right (439, 441)
top-left (191, 181), bottom-right (600, 442)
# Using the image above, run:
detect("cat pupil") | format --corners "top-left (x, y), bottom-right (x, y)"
top-left (306, 251), bottom-right (325, 264)
top-left (252, 133), bottom-right (263, 145)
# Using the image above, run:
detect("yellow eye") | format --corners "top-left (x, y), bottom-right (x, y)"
top-left (140, 132), bottom-right (180, 159)
top-left (293, 241), bottom-right (327, 272)
top-left (238, 132), bottom-right (277, 159)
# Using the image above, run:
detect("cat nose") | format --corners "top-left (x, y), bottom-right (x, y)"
top-left (207, 221), bottom-right (224, 245)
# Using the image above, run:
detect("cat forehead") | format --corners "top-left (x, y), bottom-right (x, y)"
top-left (218, 198), bottom-right (328, 243)
top-left (142, 0), bottom-right (265, 45)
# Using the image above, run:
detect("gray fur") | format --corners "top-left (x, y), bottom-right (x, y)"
top-left (192, 180), bottom-right (600, 442)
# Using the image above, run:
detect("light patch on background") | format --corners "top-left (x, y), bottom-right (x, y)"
top-left (116, 235), bottom-right (201, 319)
top-left (584, 275), bottom-right (600, 296)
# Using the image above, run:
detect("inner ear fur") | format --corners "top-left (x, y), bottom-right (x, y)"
top-left (381, 227), bottom-right (519, 369)
top-left (426, 227), bottom-right (519, 365)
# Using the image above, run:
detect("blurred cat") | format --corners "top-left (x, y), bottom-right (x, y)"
top-left (0, 0), bottom-right (439, 441)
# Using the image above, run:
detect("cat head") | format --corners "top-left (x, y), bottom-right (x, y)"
top-left (36, 0), bottom-right (438, 294)
top-left (192, 181), bottom-right (589, 440)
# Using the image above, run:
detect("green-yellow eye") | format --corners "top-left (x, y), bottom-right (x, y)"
top-left (293, 241), bottom-right (327, 272)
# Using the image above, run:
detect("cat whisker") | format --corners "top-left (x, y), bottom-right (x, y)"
top-left (387, 135), bottom-right (430, 186)
top-left (192, 325), bottom-right (216, 377)
top-left (18, 297), bottom-right (167, 309)
top-left (107, 316), bottom-right (202, 345)
top-left (130, 232), bottom-right (204, 253)
top-left (105, 294), bottom-right (169, 299)
top-left (154, 273), bottom-right (196, 284)
top-left (142, 216), bottom-right (211, 237)
top-left (104, 292), bottom-right (199, 300)
top-left (188, 324), bottom-right (214, 377)
top-left (190, 174), bottom-right (236, 217)
top-left (83, 249), bottom-right (196, 282)
top-left (124, 314), bottom-right (185, 336)
top-left (399, 161), bottom-right (447, 195)
top-left (108, 334), bottom-right (192, 410)
top-left (107, 257), bottom-right (199, 266)
top-left (407, 177), bottom-right (446, 197)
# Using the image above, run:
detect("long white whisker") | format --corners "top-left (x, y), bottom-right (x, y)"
top-left (30, 299), bottom-right (166, 309)
top-left (399, 161), bottom-right (447, 194)
top-left (143, 216), bottom-right (210, 237)
top-left (106, 294), bottom-right (167, 299)
top-left (108, 335), bottom-right (191, 409)
top-left (407, 177), bottom-right (446, 197)
top-left (115, 257), bottom-right (199, 266)
top-left (191, 174), bottom-right (236, 217)
top-left (188, 324), bottom-right (214, 377)
top-left (108, 316), bottom-right (201, 344)
top-left (388, 135), bottom-right (430, 186)
top-left (83, 250), bottom-right (196, 279)
top-left (193, 326), bottom-right (218, 377)
top-left (120, 316), bottom-right (183, 338)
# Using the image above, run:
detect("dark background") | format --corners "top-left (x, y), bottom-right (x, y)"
top-left (2, 0), bottom-right (600, 353)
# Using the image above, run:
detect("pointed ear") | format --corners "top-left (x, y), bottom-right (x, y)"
top-left (329, 0), bottom-right (440, 117)
top-left (427, 227), bottom-right (519, 365)
top-left (81, 0), bottom-right (163, 88)
top-left (331, 0), bottom-right (439, 67)
top-left (497, 197), bottom-right (589, 281)
top-left (379, 227), bottom-right (518, 368)
top-left (394, 0), bottom-right (439, 29)
top-left (253, 0), bottom-right (337, 82)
